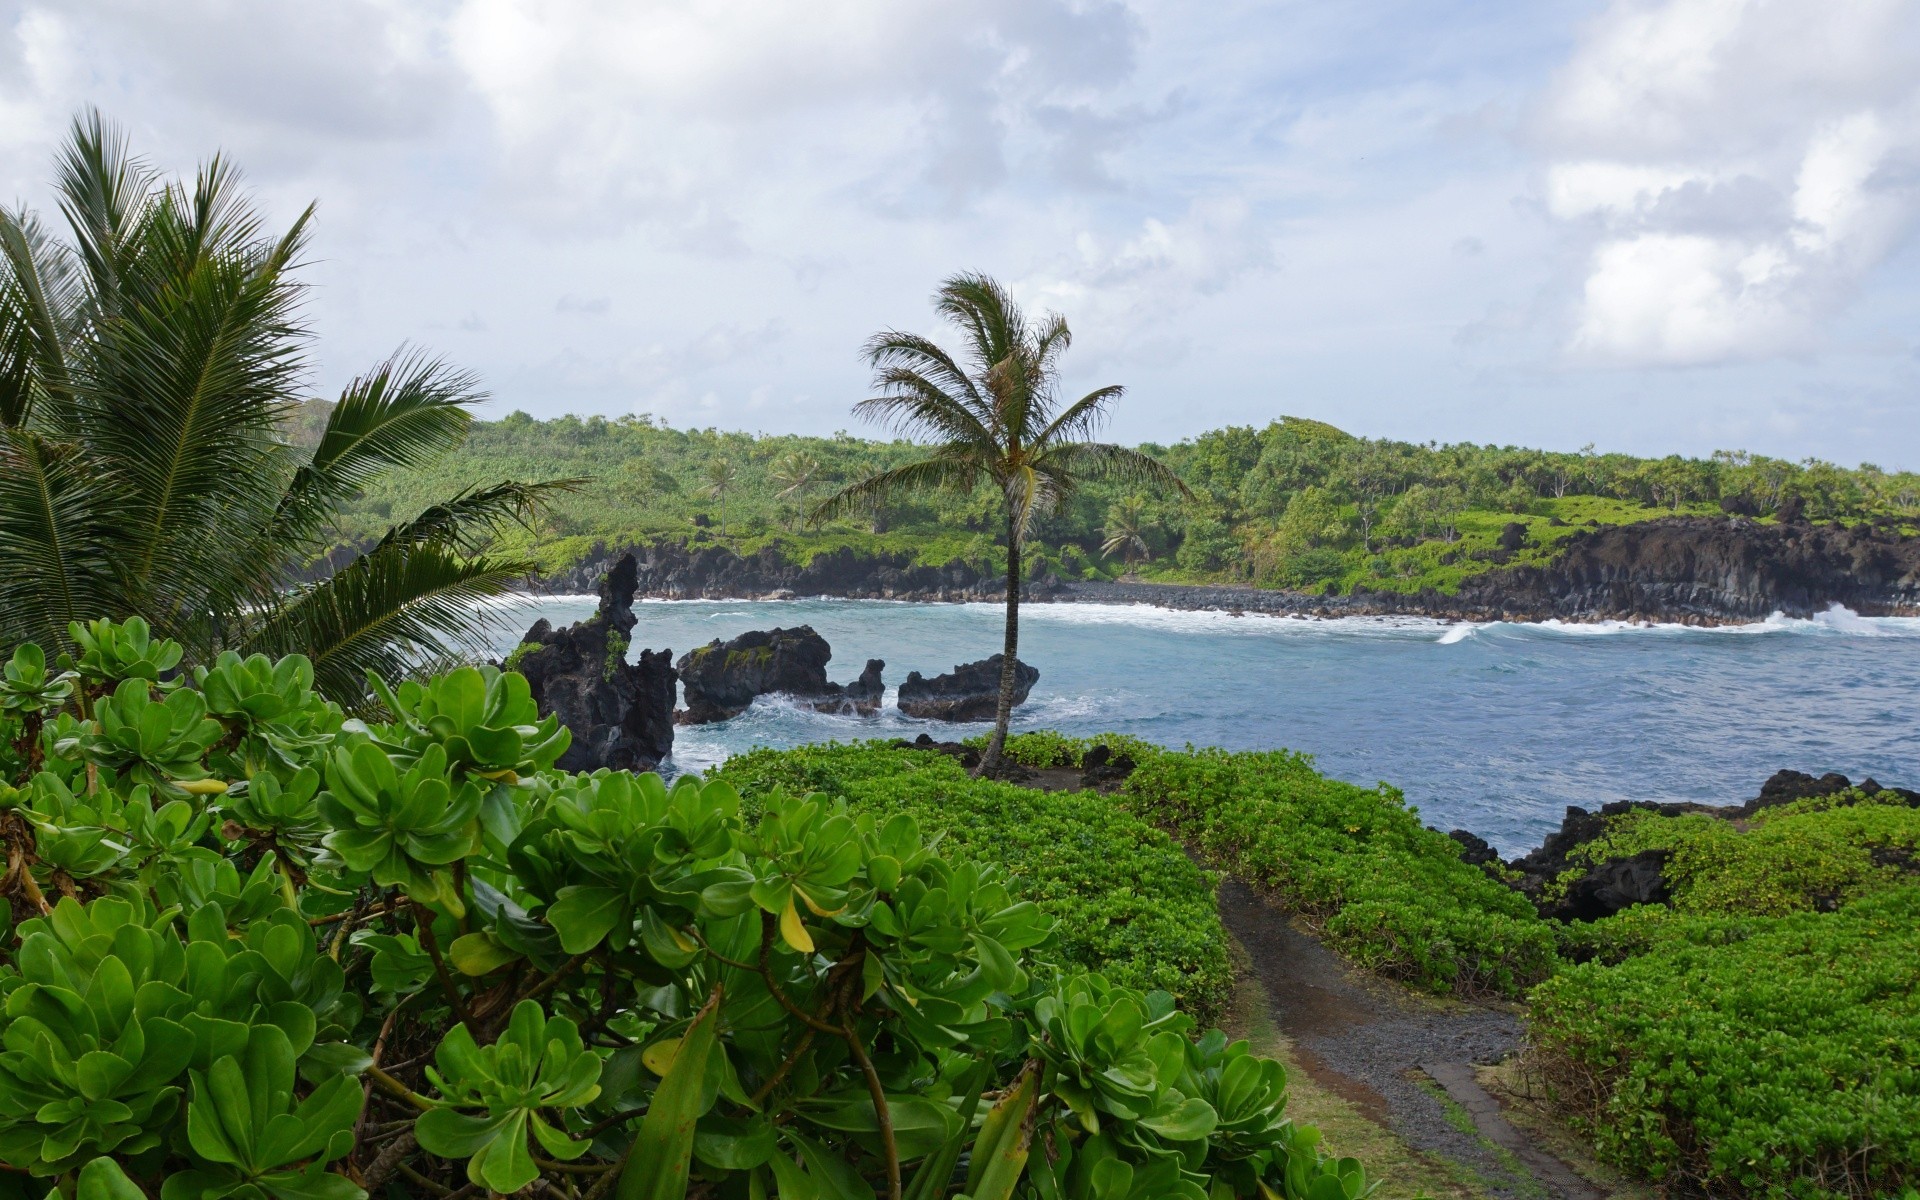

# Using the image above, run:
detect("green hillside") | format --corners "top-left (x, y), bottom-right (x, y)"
top-left (308, 406), bottom-right (1920, 595)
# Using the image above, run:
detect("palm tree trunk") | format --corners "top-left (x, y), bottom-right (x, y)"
top-left (976, 512), bottom-right (1020, 777)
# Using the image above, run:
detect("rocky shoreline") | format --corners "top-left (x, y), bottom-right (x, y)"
top-left (527, 516), bottom-right (1920, 626)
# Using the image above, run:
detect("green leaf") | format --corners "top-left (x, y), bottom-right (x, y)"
top-left (416, 1108), bottom-right (513, 1158)
top-left (448, 930), bottom-right (521, 975)
top-left (1138, 1096), bottom-right (1218, 1142)
top-left (617, 986), bottom-right (722, 1200)
top-left (76, 1158), bottom-right (147, 1200)
top-left (548, 885), bottom-right (628, 954)
top-left (694, 1113), bottom-right (777, 1170)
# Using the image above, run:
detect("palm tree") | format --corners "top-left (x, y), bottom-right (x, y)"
top-left (1101, 497), bottom-right (1154, 571)
top-left (812, 273), bottom-right (1189, 776)
top-left (770, 452), bottom-right (821, 530)
top-left (770, 451), bottom-right (821, 502)
top-left (0, 112), bottom-right (567, 702)
top-left (701, 457), bottom-right (739, 537)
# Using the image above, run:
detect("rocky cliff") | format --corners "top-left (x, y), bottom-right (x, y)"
top-left (1447, 516), bottom-right (1920, 622)
top-left (535, 540), bottom-right (1066, 603)
top-left (527, 518), bottom-right (1920, 625)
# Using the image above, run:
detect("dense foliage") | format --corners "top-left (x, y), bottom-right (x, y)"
top-left (1111, 745), bottom-right (1554, 998)
top-left (988, 735), bottom-right (1919, 1198)
top-left (1529, 797), bottom-right (1920, 1199)
top-left (0, 623), bottom-right (1369, 1200)
top-left (312, 406), bottom-right (1920, 598)
top-left (1554, 789), bottom-right (1920, 917)
top-left (1532, 890), bottom-right (1919, 1198)
top-left (712, 741), bottom-right (1233, 1021)
top-left (0, 114), bottom-right (559, 704)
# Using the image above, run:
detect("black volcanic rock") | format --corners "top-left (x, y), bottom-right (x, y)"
top-left (675, 626), bottom-right (884, 724)
top-left (1551, 849), bottom-right (1671, 923)
top-left (1080, 743), bottom-right (1137, 790)
top-left (538, 540), bottom-right (1002, 602)
top-left (1447, 829), bottom-right (1500, 868)
top-left (898, 655), bottom-right (1037, 722)
top-left (1452, 516), bottom-right (1920, 623)
top-left (510, 553), bottom-right (675, 772)
top-left (1743, 768), bottom-right (1854, 813)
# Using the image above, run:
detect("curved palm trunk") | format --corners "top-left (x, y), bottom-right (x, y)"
top-left (976, 512), bottom-right (1020, 777)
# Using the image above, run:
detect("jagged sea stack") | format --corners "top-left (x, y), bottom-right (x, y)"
top-left (510, 553), bottom-right (676, 771)
top-left (675, 626), bottom-right (884, 723)
top-left (897, 655), bottom-right (1037, 721)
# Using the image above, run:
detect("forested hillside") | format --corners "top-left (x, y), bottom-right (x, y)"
top-left (307, 405), bottom-right (1920, 595)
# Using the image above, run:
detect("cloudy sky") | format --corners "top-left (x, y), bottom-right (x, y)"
top-left (3, 0), bottom-right (1918, 464)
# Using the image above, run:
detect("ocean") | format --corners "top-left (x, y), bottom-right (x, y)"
top-left (490, 597), bottom-right (1920, 855)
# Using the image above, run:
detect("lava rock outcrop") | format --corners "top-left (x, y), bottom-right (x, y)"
top-left (897, 655), bottom-right (1038, 722)
top-left (675, 626), bottom-right (884, 724)
top-left (509, 553), bottom-right (675, 772)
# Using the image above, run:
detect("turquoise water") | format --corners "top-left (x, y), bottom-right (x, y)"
top-left (492, 598), bottom-right (1920, 854)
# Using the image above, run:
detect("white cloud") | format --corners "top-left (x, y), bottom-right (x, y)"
top-left (444, 0), bottom-right (1144, 232)
top-left (1538, 0), bottom-right (1920, 366)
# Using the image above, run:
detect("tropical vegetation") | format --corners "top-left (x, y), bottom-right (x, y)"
top-left (0, 113), bottom-right (557, 706)
top-left (0, 621), bottom-right (1374, 1200)
top-left (307, 407), bottom-right (1920, 603)
top-left (810, 274), bottom-right (1188, 775)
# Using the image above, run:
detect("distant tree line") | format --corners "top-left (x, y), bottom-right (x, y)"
top-left (314, 406), bottom-right (1920, 592)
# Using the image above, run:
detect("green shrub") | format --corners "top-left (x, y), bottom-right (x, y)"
top-left (1529, 887), bottom-right (1920, 1198)
top-left (1119, 747), bottom-right (1555, 997)
top-left (0, 622), bottom-right (1371, 1200)
top-left (713, 741), bottom-right (1234, 1020)
top-left (1562, 793), bottom-right (1920, 916)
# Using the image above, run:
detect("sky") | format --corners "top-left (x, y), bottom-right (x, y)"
top-left (2, 0), bottom-right (1918, 466)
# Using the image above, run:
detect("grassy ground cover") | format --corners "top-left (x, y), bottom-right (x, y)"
top-left (1095, 742), bottom-right (1555, 997)
top-left (711, 740), bottom-right (1235, 1019)
top-left (1530, 887), bottom-right (1919, 1199)
top-left (1526, 795), bottom-right (1920, 1199)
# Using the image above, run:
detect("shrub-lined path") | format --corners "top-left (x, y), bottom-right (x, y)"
top-left (1218, 878), bottom-right (1606, 1200)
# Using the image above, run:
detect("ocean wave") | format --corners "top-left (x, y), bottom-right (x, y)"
top-left (1482, 605), bottom-right (1920, 639)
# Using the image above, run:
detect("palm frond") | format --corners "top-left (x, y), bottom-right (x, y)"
top-left (249, 541), bottom-right (533, 705)
top-left (853, 367), bottom-right (997, 449)
top-left (1036, 441), bottom-right (1196, 500)
top-left (68, 173), bottom-right (313, 615)
top-left (1004, 462), bottom-right (1064, 547)
top-left (863, 331), bottom-right (986, 411)
top-left (0, 206), bottom-right (81, 428)
top-left (807, 455), bottom-right (982, 526)
top-left (934, 273), bottom-right (1022, 379)
top-left (377, 479), bottom-right (584, 556)
top-left (276, 349), bottom-right (481, 541)
top-left (1030, 312), bottom-right (1072, 380)
top-left (0, 429), bottom-right (125, 653)
top-left (53, 108), bottom-right (156, 323)
top-left (1032, 385), bottom-right (1123, 449)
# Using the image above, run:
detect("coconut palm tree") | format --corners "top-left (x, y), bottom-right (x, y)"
top-left (1101, 497), bottom-right (1154, 571)
top-left (770, 451), bottom-right (821, 530)
top-left (0, 112), bottom-right (567, 702)
top-left (812, 273), bottom-right (1189, 776)
top-left (701, 457), bottom-right (739, 537)
top-left (770, 451), bottom-right (821, 502)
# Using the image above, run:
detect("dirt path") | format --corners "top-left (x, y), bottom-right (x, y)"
top-left (1217, 878), bottom-right (1605, 1200)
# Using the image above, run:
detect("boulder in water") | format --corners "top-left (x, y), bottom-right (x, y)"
top-left (511, 553), bottom-right (675, 772)
top-left (897, 655), bottom-right (1037, 722)
top-left (675, 626), bottom-right (884, 724)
